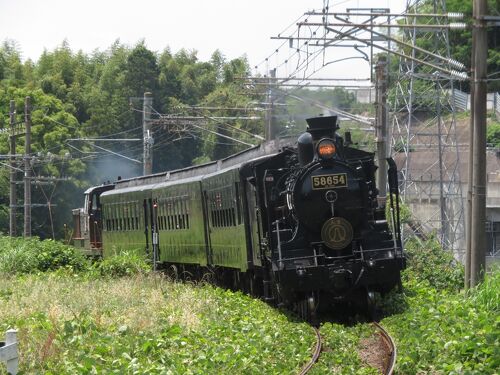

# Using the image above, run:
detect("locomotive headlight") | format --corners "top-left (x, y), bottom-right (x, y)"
top-left (317, 139), bottom-right (336, 160)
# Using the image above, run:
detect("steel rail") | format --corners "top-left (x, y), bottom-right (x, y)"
top-left (299, 326), bottom-right (322, 375)
top-left (373, 322), bottom-right (397, 375)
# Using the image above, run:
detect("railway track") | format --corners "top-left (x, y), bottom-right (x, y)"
top-left (299, 326), bottom-right (322, 375)
top-left (299, 322), bottom-right (396, 375)
top-left (373, 322), bottom-right (397, 375)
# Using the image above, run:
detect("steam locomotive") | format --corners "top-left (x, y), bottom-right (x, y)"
top-left (72, 115), bottom-right (405, 318)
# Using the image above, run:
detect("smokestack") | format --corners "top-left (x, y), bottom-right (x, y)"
top-left (305, 115), bottom-right (339, 141)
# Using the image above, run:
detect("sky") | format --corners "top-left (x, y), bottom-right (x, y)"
top-left (0, 0), bottom-right (407, 80)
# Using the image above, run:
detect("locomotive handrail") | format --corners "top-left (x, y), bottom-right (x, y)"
top-left (276, 244), bottom-right (402, 267)
top-left (353, 246), bottom-right (402, 254)
top-left (278, 254), bottom-right (325, 263)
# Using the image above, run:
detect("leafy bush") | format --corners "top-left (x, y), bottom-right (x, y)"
top-left (486, 122), bottom-right (500, 148)
top-left (0, 237), bottom-right (152, 278)
top-left (0, 236), bottom-right (89, 274)
top-left (92, 250), bottom-right (150, 277)
top-left (404, 235), bottom-right (464, 291)
top-left (383, 270), bottom-right (499, 374)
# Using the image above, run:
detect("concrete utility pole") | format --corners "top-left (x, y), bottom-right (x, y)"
top-left (465, 20), bottom-right (477, 290)
top-left (143, 92), bottom-right (153, 175)
top-left (24, 96), bottom-right (31, 237)
top-left (470, 0), bottom-right (488, 286)
top-left (375, 56), bottom-right (388, 198)
top-left (9, 100), bottom-right (17, 236)
top-left (265, 69), bottom-right (276, 141)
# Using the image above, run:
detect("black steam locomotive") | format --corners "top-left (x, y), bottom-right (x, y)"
top-left (73, 115), bottom-right (405, 318)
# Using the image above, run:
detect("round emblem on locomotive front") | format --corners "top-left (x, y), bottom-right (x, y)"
top-left (321, 217), bottom-right (353, 250)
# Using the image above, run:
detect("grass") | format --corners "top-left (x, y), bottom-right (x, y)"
top-left (312, 324), bottom-right (380, 374)
top-left (0, 273), bottom-right (315, 374)
top-left (1, 235), bottom-right (498, 374)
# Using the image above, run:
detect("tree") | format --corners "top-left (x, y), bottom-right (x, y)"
top-left (0, 40), bottom-right (25, 87)
top-left (0, 87), bottom-right (86, 238)
top-left (417, 0), bottom-right (500, 92)
top-left (0, 39), bottom-right (261, 238)
top-left (124, 42), bottom-right (159, 98)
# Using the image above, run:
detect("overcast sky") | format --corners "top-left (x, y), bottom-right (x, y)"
top-left (1, 0), bottom-right (406, 79)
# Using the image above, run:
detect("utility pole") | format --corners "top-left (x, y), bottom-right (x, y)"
top-left (465, 19), bottom-right (477, 290)
top-left (9, 100), bottom-right (17, 236)
top-left (265, 69), bottom-right (276, 141)
top-left (143, 92), bottom-right (153, 175)
top-left (24, 96), bottom-right (31, 237)
top-left (375, 56), bottom-right (388, 198)
top-left (470, 0), bottom-right (488, 286)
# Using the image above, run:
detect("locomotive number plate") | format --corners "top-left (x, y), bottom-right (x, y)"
top-left (311, 173), bottom-right (347, 190)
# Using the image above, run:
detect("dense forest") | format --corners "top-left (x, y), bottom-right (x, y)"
top-left (0, 41), bottom-right (253, 238)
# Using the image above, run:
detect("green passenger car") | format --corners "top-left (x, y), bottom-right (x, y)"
top-left (100, 184), bottom-right (153, 257)
top-left (152, 177), bottom-right (207, 266)
top-left (202, 167), bottom-right (248, 271)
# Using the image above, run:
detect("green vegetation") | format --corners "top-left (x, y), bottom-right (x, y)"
top-left (403, 235), bottom-right (464, 291)
top-left (382, 269), bottom-right (498, 374)
top-left (0, 235), bottom-right (151, 277)
top-left (0, 234), bottom-right (498, 374)
top-left (0, 235), bottom-right (88, 274)
top-left (0, 238), bottom-right (316, 374)
top-left (379, 238), bottom-right (498, 374)
top-left (487, 121), bottom-right (500, 148)
top-left (0, 41), bottom-right (257, 239)
top-left (0, 273), bottom-right (315, 374)
top-left (407, 0), bottom-right (499, 92)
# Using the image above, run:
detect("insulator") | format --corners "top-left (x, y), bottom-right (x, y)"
top-left (450, 70), bottom-right (469, 81)
top-left (447, 12), bottom-right (464, 19)
top-left (447, 58), bottom-right (466, 70)
top-left (449, 23), bottom-right (467, 29)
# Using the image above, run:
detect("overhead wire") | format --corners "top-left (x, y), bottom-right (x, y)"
top-left (258, 1), bottom-right (420, 87)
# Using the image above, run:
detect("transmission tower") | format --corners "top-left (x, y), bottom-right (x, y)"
top-left (391, 0), bottom-right (465, 259)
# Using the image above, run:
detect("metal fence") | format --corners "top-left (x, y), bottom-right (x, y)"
top-left (0, 329), bottom-right (18, 375)
top-left (453, 88), bottom-right (470, 111)
top-left (452, 89), bottom-right (500, 115)
top-left (495, 92), bottom-right (500, 117)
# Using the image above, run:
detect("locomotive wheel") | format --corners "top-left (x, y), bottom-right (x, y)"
top-left (296, 293), bottom-right (318, 323)
top-left (365, 289), bottom-right (377, 321)
top-left (200, 269), bottom-right (216, 285)
top-left (180, 265), bottom-right (194, 282)
top-left (165, 264), bottom-right (178, 281)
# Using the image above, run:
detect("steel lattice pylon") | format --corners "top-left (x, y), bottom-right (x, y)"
top-left (391, 0), bottom-right (465, 259)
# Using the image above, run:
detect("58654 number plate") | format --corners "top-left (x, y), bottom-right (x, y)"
top-left (311, 173), bottom-right (348, 189)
